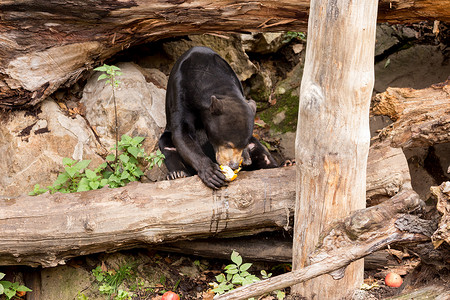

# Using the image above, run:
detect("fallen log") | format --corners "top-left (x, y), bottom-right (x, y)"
top-left (371, 83), bottom-right (450, 148)
top-left (1, 0), bottom-right (449, 108)
top-left (367, 138), bottom-right (412, 206)
top-left (0, 167), bottom-right (295, 267)
top-left (0, 137), bottom-right (414, 268)
top-left (215, 189), bottom-right (433, 300)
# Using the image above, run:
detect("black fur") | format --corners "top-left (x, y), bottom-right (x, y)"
top-left (159, 46), bottom-right (277, 189)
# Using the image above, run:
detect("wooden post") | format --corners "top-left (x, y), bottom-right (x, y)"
top-left (292, 0), bottom-right (378, 299)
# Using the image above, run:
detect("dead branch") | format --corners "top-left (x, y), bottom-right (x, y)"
top-left (372, 83), bottom-right (450, 148)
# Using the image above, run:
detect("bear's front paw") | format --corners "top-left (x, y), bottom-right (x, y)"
top-left (198, 163), bottom-right (226, 189)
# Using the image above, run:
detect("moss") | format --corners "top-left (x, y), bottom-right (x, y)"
top-left (258, 91), bottom-right (299, 133)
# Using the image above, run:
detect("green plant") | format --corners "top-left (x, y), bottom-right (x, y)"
top-left (92, 264), bottom-right (134, 300)
top-left (76, 291), bottom-right (89, 300)
top-left (210, 251), bottom-right (285, 300)
top-left (146, 149), bottom-right (165, 169)
top-left (29, 158), bottom-right (108, 195)
top-left (0, 272), bottom-right (32, 300)
top-left (103, 135), bottom-right (164, 188)
top-left (29, 135), bottom-right (164, 195)
top-left (210, 251), bottom-right (260, 297)
top-left (94, 64), bottom-right (123, 164)
top-left (283, 31), bottom-right (306, 43)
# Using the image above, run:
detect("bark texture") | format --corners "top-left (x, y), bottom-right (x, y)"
top-left (292, 0), bottom-right (377, 298)
top-left (1, 0), bottom-right (450, 108)
top-left (372, 83), bottom-right (450, 149)
top-left (0, 167), bottom-right (295, 267)
top-left (0, 137), bottom-right (419, 268)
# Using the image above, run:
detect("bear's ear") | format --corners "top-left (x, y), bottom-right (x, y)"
top-left (247, 99), bottom-right (257, 115)
top-left (210, 95), bottom-right (223, 115)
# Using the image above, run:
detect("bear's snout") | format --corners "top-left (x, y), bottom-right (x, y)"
top-left (216, 145), bottom-right (243, 170)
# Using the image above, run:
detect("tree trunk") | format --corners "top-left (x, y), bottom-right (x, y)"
top-left (0, 167), bottom-right (295, 267)
top-left (1, 0), bottom-right (450, 109)
top-left (292, 0), bottom-right (377, 298)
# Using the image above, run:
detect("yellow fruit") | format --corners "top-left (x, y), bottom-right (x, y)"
top-left (220, 165), bottom-right (239, 181)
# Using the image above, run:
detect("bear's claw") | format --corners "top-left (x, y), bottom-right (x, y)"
top-left (166, 171), bottom-right (188, 180)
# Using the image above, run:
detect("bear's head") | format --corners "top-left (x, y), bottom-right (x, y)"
top-left (204, 95), bottom-right (256, 170)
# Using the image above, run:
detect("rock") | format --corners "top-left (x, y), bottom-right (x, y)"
top-left (241, 32), bottom-right (286, 54)
top-left (81, 62), bottom-right (166, 152)
top-left (0, 100), bottom-right (104, 196)
top-left (375, 24), bottom-right (400, 56)
top-left (161, 34), bottom-right (256, 81)
top-left (40, 265), bottom-right (101, 300)
top-left (374, 45), bottom-right (450, 92)
top-left (257, 61), bottom-right (304, 133)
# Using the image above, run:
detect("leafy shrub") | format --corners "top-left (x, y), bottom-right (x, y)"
top-left (29, 135), bottom-right (164, 195)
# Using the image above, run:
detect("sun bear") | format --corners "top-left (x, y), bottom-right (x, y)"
top-left (159, 46), bottom-right (278, 189)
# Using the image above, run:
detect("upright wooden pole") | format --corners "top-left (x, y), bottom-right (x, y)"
top-left (292, 1), bottom-right (378, 299)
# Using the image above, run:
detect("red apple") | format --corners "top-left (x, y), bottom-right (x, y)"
top-left (385, 272), bottom-right (403, 287)
top-left (161, 291), bottom-right (180, 300)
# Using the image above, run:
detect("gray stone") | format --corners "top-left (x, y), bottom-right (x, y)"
top-left (374, 44), bottom-right (450, 92)
top-left (162, 34), bottom-right (256, 81)
top-left (81, 62), bottom-right (166, 152)
top-left (241, 32), bottom-right (286, 54)
top-left (0, 99), bottom-right (104, 196)
top-left (375, 24), bottom-right (400, 56)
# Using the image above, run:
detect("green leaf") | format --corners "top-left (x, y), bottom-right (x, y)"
top-left (0, 281), bottom-right (11, 289)
top-left (241, 275), bottom-right (260, 286)
top-left (16, 285), bottom-right (32, 292)
top-left (74, 160), bottom-right (91, 171)
top-left (132, 168), bottom-right (144, 178)
top-left (119, 154), bottom-right (130, 164)
top-left (65, 166), bottom-right (78, 178)
top-left (97, 73), bottom-right (109, 81)
top-left (0, 283), bottom-right (3, 294)
top-left (77, 178), bottom-right (90, 192)
top-left (120, 170), bottom-right (131, 180)
top-left (106, 154), bottom-right (116, 162)
top-left (276, 290), bottom-right (286, 299)
top-left (85, 169), bottom-right (97, 180)
top-left (4, 288), bottom-right (15, 299)
top-left (110, 65), bottom-right (121, 71)
top-left (0, 273), bottom-right (5, 280)
top-left (231, 251), bottom-right (242, 266)
top-left (94, 65), bottom-right (109, 72)
top-left (89, 181), bottom-right (100, 190)
top-left (215, 274), bottom-right (225, 283)
top-left (225, 268), bottom-right (238, 275)
top-left (127, 146), bottom-right (140, 159)
top-left (62, 157), bottom-right (75, 166)
top-left (53, 172), bottom-right (70, 186)
top-left (240, 263), bottom-right (252, 272)
top-left (131, 136), bottom-right (145, 145)
top-left (121, 134), bottom-right (132, 144)
top-left (231, 274), bottom-right (243, 285)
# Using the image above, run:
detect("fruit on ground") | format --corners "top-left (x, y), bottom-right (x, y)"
top-left (385, 272), bottom-right (403, 287)
top-left (161, 291), bottom-right (180, 300)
